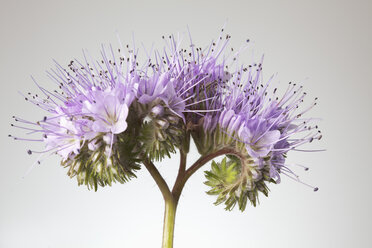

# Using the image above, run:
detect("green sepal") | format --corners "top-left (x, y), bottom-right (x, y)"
top-left (204, 152), bottom-right (275, 211)
top-left (139, 120), bottom-right (181, 161)
top-left (62, 111), bottom-right (142, 191)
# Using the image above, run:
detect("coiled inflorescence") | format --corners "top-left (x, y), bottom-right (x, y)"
top-left (11, 28), bottom-right (322, 209)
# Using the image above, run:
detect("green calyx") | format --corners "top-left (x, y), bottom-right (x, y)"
top-left (60, 99), bottom-right (189, 190)
top-left (62, 105), bottom-right (142, 191)
top-left (197, 123), bottom-right (276, 211)
top-left (191, 121), bottom-right (236, 156)
top-left (204, 155), bottom-right (274, 211)
top-left (137, 101), bottom-right (186, 162)
top-left (62, 131), bottom-right (141, 191)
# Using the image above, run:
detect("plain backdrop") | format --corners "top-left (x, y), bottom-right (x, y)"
top-left (1, 0), bottom-right (371, 247)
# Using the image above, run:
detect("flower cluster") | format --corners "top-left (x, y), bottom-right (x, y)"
top-left (11, 29), bottom-right (321, 208)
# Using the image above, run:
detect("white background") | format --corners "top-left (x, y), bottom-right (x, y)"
top-left (1, 0), bottom-right (371, 247)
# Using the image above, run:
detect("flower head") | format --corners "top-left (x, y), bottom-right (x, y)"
top-left (11, 28), bottom-right (322, 204)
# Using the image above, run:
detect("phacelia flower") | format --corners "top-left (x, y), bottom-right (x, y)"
top-left (11, 28), bottom-right (322, 209)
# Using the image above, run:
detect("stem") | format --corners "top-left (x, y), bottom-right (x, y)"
top-left (184, 148), bottom-right (239, 180)
top-left (172, 148), bottom-right (243, 202)
top-left (162, 198), bottom-right (177, 248)
top-left (172, 151), bottom-right (187, 204)
top-left (143, 159), bottom-right (172, 201)
top-left (143, 158), bottom-right (177, 248)
top-left (142, 148), bottom-right (240, 247)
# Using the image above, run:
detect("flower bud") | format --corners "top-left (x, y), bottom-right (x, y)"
top-left (151, 105), bottom-right (164, 117)
top-left (155, 118), bottom-right (169, 130)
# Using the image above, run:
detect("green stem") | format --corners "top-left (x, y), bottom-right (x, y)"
top-left (143, 158), bottom-right (177, 248)
top-left (172, 148), bottom-right (241, 203)
top-left (162, 198), bottom-right (177, 248)
top-left (143, 159), bottom-right (173, 202)
top-left (172, 151), bottom-right (187, 204)
top-left (143, 148), bottom-right (238, 248)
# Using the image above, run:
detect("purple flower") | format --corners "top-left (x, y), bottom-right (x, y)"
top-left (238, 121), bottom-right (281, 158)
top-left (83, 88), bottom-right (130, 134)
top-left (43, 117), bottom-right (82, 160)
top-left (137, 73), bottom-right (170, 104)
top-left (11, 28), bottom-right (322, 195)
top-left (11, 44), bottom-right (140, 165)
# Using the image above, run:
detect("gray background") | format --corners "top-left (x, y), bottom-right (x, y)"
top-left (1, 0), bottom-right (371, 247)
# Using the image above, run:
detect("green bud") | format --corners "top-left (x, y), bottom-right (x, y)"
top-left (137, 100), bottom-right (185, 162)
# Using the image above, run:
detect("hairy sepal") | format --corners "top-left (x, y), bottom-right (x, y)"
top-left (200, 125), bottom-right (276, 211)
top-left (62, 130), bottom-right (141, 191)
top-left (136, 100), bottom-right (186, 162)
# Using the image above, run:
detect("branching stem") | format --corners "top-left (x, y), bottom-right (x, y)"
top-left (143, 147), bottom-right (243, 248)
top-left (143, 158), bottom-right (173, 202)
